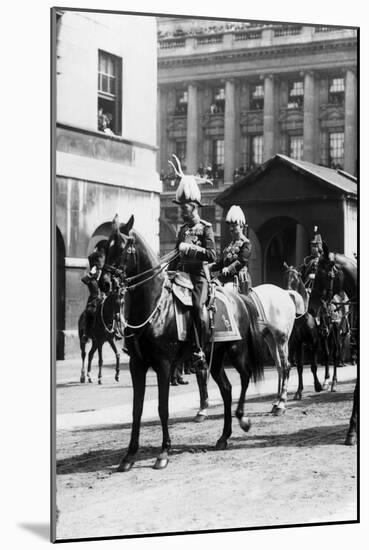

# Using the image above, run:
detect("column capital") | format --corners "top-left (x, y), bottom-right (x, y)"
top-left (187, 80), bottom-right (199, 89)
top-left (344, 67), bottom-right (357, 78)
top-left (300, 70), bottom-right (315, 78)
top-left (260, 73), bottom-right (274, 81)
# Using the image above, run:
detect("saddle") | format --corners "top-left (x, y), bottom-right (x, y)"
top-left (169, 273), bottom-right (241, 342)
top-left (172, 272), bottom-right (194, 307)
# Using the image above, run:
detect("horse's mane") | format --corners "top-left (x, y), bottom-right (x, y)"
top-left (131, 229), bottom-right (160, 269)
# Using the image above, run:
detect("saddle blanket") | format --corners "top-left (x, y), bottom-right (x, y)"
top-left (174, 286), bottom-right (241, 342)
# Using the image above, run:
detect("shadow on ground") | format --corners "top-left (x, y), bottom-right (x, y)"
top-left (18, 523), bottom-right (49, 541)
top-left (57, 421), bottom-right (351, 475)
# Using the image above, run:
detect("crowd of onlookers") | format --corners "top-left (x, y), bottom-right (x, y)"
top-left (158, 21), bottom-right (257, 40)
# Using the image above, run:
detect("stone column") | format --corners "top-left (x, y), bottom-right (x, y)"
top-left (303, 71), bottom-right (315, 162)
top-left (295, 224), bottom-right (305, 266)
top-left (344, 68), bottom-right (357, 175)
top-left (186, 82), bottom-right (198, 174)
top-left (263, 75), bottom-right (275, 162)
top-left (224, 78), bottom-right (236, 184)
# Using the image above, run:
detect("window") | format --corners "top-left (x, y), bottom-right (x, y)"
top-left (329, 132), bottom-right (344, 169)
top-left (251, 135), bottom-right (263, 165)
top-left (213, 139), bottom-right (224, 166)
top-left (201, 206), bottom-right (216, 225)
top-left (250, 84), bottom-right (264, 110)
top-left (287, 81), bottom-right (304, 109)
top-left (175, 141), bottom-right (186, 168)
top-left (98, 50), bottom-right (122, 135)
top-left (175, 90), bottom-right (188, 114)
top-left (289, 136), bottom-right (304, 160)
top-left (328, 77), bottom-right (345, 105)
top-left (211, 87), bottom-right (225, 113)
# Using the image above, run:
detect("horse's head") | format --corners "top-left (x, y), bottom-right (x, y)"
top-left (309, 250), bottom-right (343, 315)
top-left (106, 215), bottom-right (137, 275)
top-left (282, 262), bottom-right (301, 291)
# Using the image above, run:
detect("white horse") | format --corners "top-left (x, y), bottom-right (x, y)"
top-left (249, 284), bottom-right (304, 414)
top-left (219, 281), bottom-right (304, 415)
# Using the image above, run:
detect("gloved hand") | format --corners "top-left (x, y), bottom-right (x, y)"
top-left (308, 273), bottom-right (315, 280)
top-left (179, 242), bottom-right (191, 255)
top-left (222, 267), bottom-right (230, 276)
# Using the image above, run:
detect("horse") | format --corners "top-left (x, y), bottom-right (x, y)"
top-left (283, 263), bottom-right (323, 399)
top-left (310, 247), bottom-right (358, 441)
top-left (345, 381), bottom-right (358, 446)
top-left (309, 248), bottom-right (357, 391)
top-left (78, 288), bottom-right (122, 385)
top-left (105, 215), bottom-right (268, 471)
top-left (77, 233), bottom-right (128, 385)
top-left (316, 293), bottom-right (351, 392)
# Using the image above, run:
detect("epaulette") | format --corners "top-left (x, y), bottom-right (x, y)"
top-left (199, 219), bottom-right (212, 227)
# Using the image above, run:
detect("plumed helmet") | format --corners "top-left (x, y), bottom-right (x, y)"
top-left (168, 154), bottom-right (212, 207)
top-left (226, 205), bottom-right (246, 225)
top-left (310, 225), bottom-right (323, 247)
top-left (173, 175), bottom-right (203, 207)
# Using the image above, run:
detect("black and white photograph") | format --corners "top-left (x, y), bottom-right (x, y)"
top-left (51, 5), bottom-right (359, 543)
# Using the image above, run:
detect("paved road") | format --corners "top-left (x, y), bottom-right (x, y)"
top-left (56, 358), bottom-right (357, 432)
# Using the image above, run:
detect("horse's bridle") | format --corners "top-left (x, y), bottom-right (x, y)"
top-left (104, 233), bottom-right (180, 331)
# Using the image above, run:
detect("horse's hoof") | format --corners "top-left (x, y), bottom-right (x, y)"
top-left (273, 407), bottom-right (286, 416)
top-left (322, 382), bottom-right (329, 391)
top-left (293, 393), bottom-right (302, 401)
top-left (88, 378), bottom-right (93, 384)
top-left (115, 374), bottom-right (119, 382)
top-left (344, 434), bottom-right (357, 446)
top-left (239, 416), bottom-right (251, 432)
top-left (80, 376), bottom-right (85, 383)
top-left (271, 404), bottom-right (278, 414)
top-left (331, 385), bottom-right (337, 393)
top-left (98, 379), bottom-right (102, 385)
top-left (153, 456), bottom-right (169, 470)
top-left (194, 413), bottom-right (207, 423)
top-left (117, 460), bottom-right (134, 472)
top-left (215, 439), bottom-right (228, 451)
top-left (315, 385), bottom-right (323, 393)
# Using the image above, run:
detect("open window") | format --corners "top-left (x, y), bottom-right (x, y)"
top-left (98, 50), bottom-right (122, 136)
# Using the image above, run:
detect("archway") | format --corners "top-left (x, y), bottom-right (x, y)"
top-left (88, 222), bottom-right (113, 255)
top-left (257, 217), bottom-right (309, 286)
top-left (56, 227), bottom-right (66, 360)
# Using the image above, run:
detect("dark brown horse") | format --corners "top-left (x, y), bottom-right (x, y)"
top-left (310, 248), bottom-right (358, 442)
top-left (283, 263), bottom-right (323, 399)
top-left (78, 286), bottom-right (122, 385)
top-left (107, 217), bottom-right (265, 471)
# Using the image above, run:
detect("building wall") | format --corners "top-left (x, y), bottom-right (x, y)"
top-left (55, 11), bottom-right (160, 358)
top-left (57, 11), bottom-right (157, 145)
top-left (157, 20), bottom-right (357, 256)
top-left (344, 199), bottom-right (357, 259)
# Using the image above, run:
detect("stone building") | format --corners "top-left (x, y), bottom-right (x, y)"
top-left (157, 18), bottom-right (357, 256)
top-left (54, 10), bottom-right (160, 358)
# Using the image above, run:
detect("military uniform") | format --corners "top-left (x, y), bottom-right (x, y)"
top-left (300, 253), bottom-right (321, 285)
top-left (169, 215), bottom-right (216, 352)
top-left (212, 233), bottom-right (252, 293)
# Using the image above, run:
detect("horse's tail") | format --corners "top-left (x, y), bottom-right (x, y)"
top-left (241, 295), bottom-right (265, 383)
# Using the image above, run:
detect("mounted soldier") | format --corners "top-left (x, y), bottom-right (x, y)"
top-left (80, 215), bottom-right (121, 344)
top-left (300, 226), bottom-right (324, 286)
top-left (167, 154), bottom-right (216, 370)
top-left (211, 205), bottom-right (252, 294)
